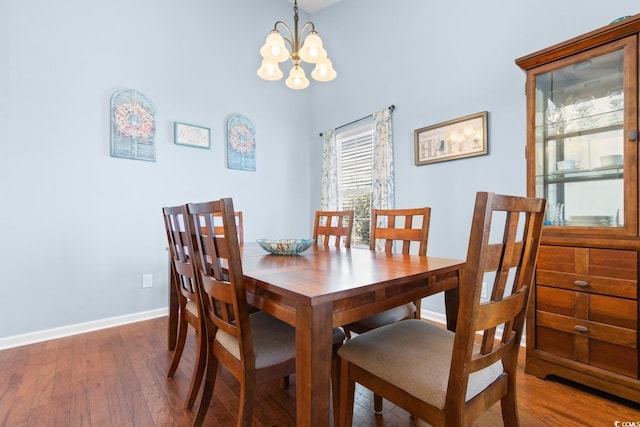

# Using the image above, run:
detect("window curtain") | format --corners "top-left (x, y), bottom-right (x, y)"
top-left (320, 129), bottom-right (338, 210)
top-left (372, 107), bottom-right (395, 211)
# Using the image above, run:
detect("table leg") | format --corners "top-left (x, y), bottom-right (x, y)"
top-left (168, 256), bottom-right (178, 351)
top-left (295, 301), bottom-right (333, 427)
top-left (444, 271), bottom-right (461, 332)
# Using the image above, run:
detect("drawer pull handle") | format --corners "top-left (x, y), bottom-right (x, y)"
top-left (574, 280), bottom-right (589, 287)
top-left (574, 325), bottom-right (589, 333)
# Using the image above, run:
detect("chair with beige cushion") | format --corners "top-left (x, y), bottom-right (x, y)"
top-left (161, 204), bottom-right (207, 412)
top-left (188, 198), bottom-right (345, 426)
top-left (313, 210), bottom-right (354, 248)
top-left (338, 192), bottom-right (546, 426)
top-left (342, 206), bottom-right (431, 412)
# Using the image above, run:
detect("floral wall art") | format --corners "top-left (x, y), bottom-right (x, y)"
top-left (110, 89), bottom-right (156, 161)
top-left (226, 113), bottom-right (256, 171)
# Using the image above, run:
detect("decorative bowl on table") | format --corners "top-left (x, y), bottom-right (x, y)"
top-left (256, 238), bottom-right (314, 255)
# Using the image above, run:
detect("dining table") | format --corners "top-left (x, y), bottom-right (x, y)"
top-left (167, 243), bottom-right (464, 427)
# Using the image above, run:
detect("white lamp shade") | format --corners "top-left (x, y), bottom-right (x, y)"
top-left (257, 60), bottom-right (283, 81)
top-left (259, 30), bottom-right (290, 62)
top-left (299, 32), bottom-right (327, 64)
top-left (311, 57), bottom-right (337, 82)
top-left (285, 65), bottom-right (310, 89)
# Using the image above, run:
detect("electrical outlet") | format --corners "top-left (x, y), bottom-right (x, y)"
top-left (142, 274), bottom-right (153, 288)
top-left (481, 282), bottom-right (489, 300)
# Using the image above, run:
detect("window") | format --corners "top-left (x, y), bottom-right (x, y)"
top-left (337, 123), bottom-right (374, 247)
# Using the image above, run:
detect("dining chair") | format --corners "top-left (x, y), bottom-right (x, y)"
top-left (161, 204), bottom-right (207, 412)
top-left (188, 198), bottom-right (345, 426)
top-left (338, 192), bottom-right (546, 427)
top-left (341, 206), bottom-right (431, 412)
top-left (343, 207), bottom-right (431, 337)
top-left (313, 210), bottom-right (354, 248)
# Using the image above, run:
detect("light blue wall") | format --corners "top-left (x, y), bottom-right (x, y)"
top-left (0, 0), bottom-right (634, 338)
top-left (0, 0), bottom-right (315, 338)
top-left (307, 0), bottom-right (633, 312)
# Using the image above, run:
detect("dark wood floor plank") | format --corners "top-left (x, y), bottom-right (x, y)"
top-left (103, 374), bottom-right (134, 426)
top-left (69, 380), bottom-right (92, 427)
top-left (86, 375), bottom-right (112, 427)
top-left (31, 339), bottom-right (59, 409)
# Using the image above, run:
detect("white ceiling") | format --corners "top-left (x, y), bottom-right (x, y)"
top-left (288, 0), bottom-right (343, 13)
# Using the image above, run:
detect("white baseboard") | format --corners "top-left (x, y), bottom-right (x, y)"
top-left (421, 308), bottom-right (448, 325)
top-left (1, 306), bottom-right (523, 351)
top-left (0, 307), bottom-right (168, 350)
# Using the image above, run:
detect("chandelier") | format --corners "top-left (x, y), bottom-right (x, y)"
top-left (257, 0), bottom-right (337, 90)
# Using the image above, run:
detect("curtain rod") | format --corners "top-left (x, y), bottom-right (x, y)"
top-left (319, 105), bottom-right (395, 137)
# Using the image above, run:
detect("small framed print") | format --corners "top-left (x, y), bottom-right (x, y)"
top-left (414, 111), bottom-right (488, 165)
top-left (174, 122), bottom-right (210, 149)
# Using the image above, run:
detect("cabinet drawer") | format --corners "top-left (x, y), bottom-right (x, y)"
top-left (537, 286), bottom-right (638, 331)
top-left (536, 246), bottom-right (638, 298)
top-left (536, 326), bottom-right (638, 377)
top-left (535, 285), bottom-right (638, 378)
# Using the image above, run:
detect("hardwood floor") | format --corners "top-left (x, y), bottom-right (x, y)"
top-left (1, 316), bottom-right (640, 426)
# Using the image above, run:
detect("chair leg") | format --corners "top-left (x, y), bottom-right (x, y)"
top-left (167, 316), bottom-right (188, 378)
top-left (374, 393), bottom-right (383, 414)
top-left (184, 325), bottom-right (207, 411)
top-left (343, 327), bottom-right (352, 340)
top-left (332, 343), bottom-right (341, 427)
top-left (501, 375), bottom-right (521, 426)
top-left (339, 358), bottom-right (356, 427)
top-left (237, 382), bottom-right (256, 427)
top-left (193, 346), bottom-right (219, 427)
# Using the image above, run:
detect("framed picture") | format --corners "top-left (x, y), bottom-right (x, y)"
top-left (174, 122), bottom-right (211, 149)
top-left (414, 111), bottom-right (488, 165)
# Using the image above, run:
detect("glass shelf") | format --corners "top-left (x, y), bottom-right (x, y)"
top-left (537, 110), bottom-right (623, 140)
top-left (532, 47), bottom-right (626, 229)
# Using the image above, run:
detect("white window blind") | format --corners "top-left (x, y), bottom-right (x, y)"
top-left (337, 123), bottom-right (374, 247)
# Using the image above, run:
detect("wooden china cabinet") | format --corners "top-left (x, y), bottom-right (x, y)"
top-left (516, 14), bottom-right (640, 402)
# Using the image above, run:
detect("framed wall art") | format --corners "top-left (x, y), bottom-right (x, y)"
top-left (226, 113), bottom-right (256, 171)
top-left (110, 89), bottom-right (156, 161)
top-left (414, 111), bottom-right (488, 166)
top-left (174, 122), bottom-right (210, 149)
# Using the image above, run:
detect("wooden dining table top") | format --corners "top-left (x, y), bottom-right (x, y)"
top-left (167, 243), bottom-right (465, 426)
top-left (238, 244), bottom-right (463, 323)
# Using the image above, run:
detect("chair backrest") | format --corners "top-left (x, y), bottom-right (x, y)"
top-left (187, 199), bottom-right (256, 367)
top-left (313, 210), bottom-right (354, 248)
top-left (369, 207), bottom-right (431, 255)
top-left (162, 205), bottom-right (203, 312)
top-left (212, 211), bottom-right (244, 245)
top-left (195, 211), bottom-right (244, 245)
top-left (447, 192), bottom-right (545, 415)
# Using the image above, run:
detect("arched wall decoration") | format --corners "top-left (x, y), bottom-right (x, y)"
top-left (226, 113), bottom-right (256, 171)
top-left (110, 89), bottom-right (156, 161)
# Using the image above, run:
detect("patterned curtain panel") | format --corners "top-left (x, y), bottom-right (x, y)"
top-left (372, 108), bottom-right (395, 211)
top-left (320, 129), bottom-right (338, 210)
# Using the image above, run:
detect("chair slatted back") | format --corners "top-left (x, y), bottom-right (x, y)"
top-left (187, 199), bottom-right (254, 367)
top-left (448, 192), bottom-right (546, 410)
top-left (211, 211), bottom-right (244, 245)
top-left (369, 207), bottom-right (431, 255)
top-left (313, 210), bottom-right (354, 248)
top-left (162, 205), bottom-right (201, 309)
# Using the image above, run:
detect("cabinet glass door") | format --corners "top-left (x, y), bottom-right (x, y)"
top-left (533, 38), bottom-right (636, 232)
